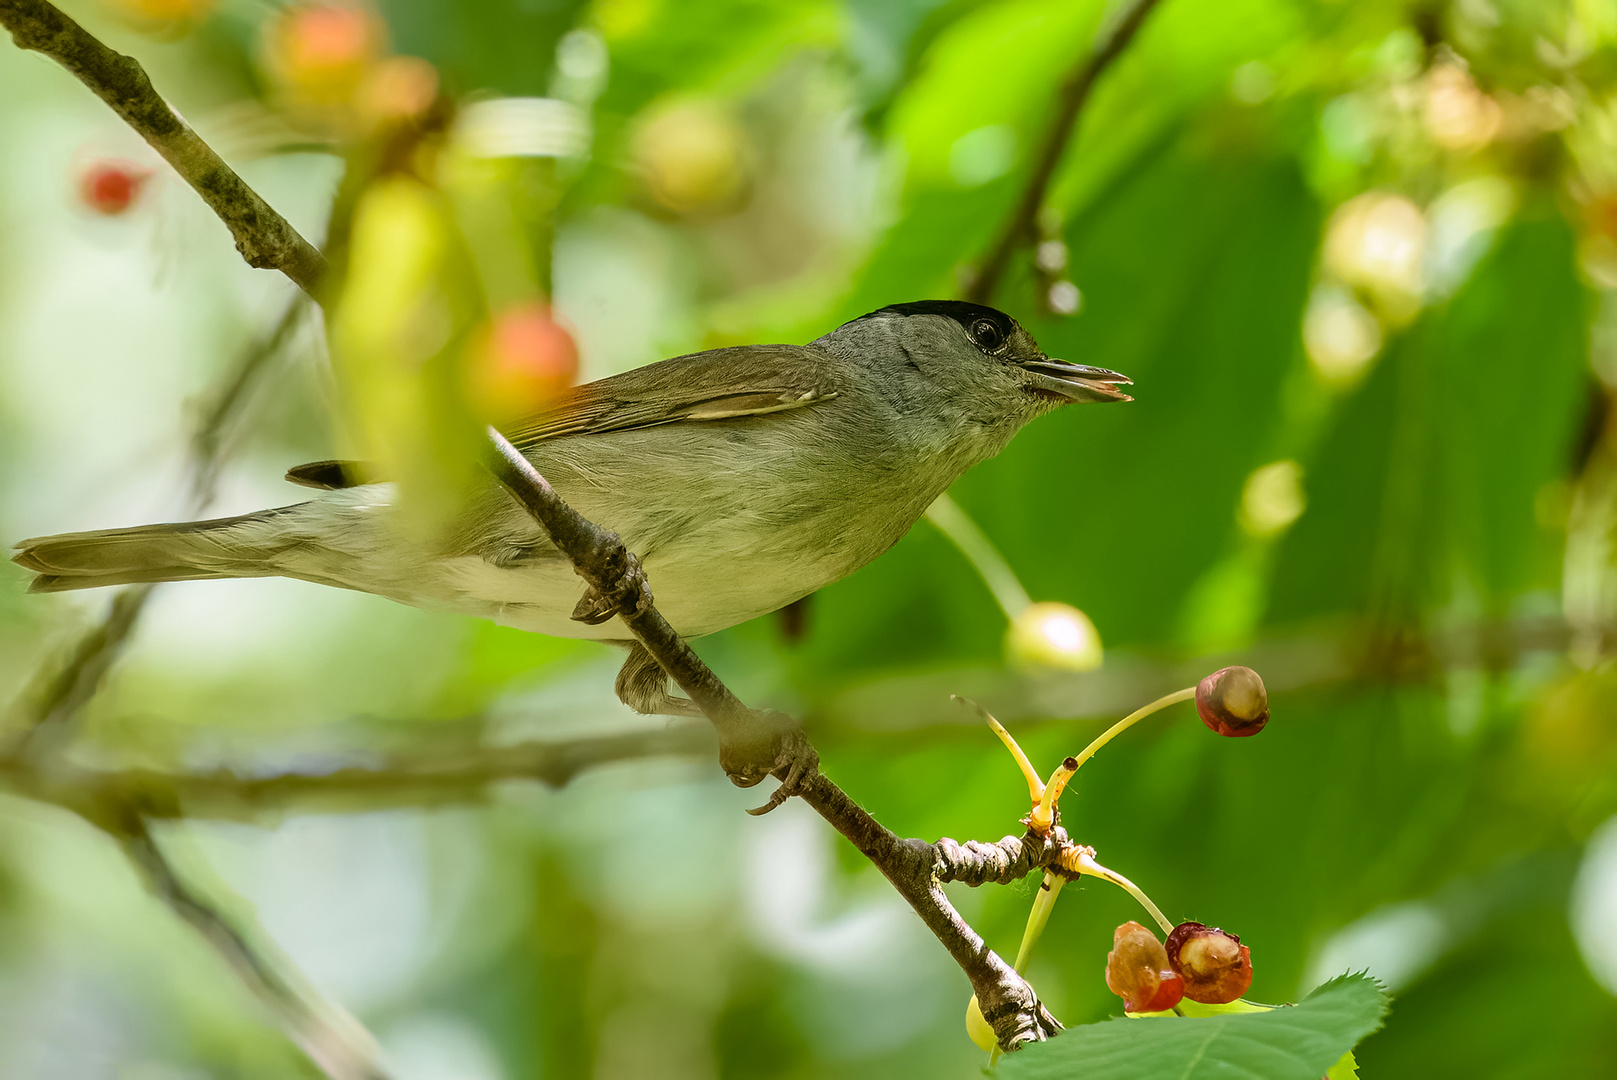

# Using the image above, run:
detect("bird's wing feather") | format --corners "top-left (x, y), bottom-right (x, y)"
top-left (506, 344), bottom-right (837, 447)
top-left (286, 345), bottom-right (838, 489)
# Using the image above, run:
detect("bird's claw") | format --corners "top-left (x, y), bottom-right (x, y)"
top-left (571, 545), bottom-right (653, 625)
top-left (717, 710), bottom-right (818, 815)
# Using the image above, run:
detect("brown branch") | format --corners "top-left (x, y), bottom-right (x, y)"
top-left (0, 0), bottom-right (327, 294)
top-left (794, 775), bottom-right (1063, 1043)
top-left (0, 723), bottom-right (719, 823)
top-left (119, 821), bottom-right (391, 1080)
top-left (965, 0), bottom-right (1164, 304)
top-left (483, 432), bottom-right (1058, 1047)
top-left (485, 430), bottom-right (805, 790)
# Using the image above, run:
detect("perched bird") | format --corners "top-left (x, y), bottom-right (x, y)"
top-left (12, 301), bottom-right (1130, 715)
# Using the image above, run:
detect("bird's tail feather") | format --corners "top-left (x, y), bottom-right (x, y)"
top-left (12, 510), bottom-right (294, 593)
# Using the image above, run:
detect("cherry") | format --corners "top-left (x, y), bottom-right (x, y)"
top-left (1105, 921), bottom-right (1185, 1013)
top-left (466, 303), bottom-right (579, 423)
top-left (1195, 665), bottom-right (1269, 737)
top-left (79, 160), bottom-right (150, 215)
top-left (1165, 921), bottom-right (1253, 1004)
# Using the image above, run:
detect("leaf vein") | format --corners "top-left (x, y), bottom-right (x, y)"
top-left (1177, 1025), bottom-right (1222, 1080)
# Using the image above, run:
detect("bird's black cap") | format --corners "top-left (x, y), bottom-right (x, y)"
top-left (862, 300), bottom-right (1017, 340)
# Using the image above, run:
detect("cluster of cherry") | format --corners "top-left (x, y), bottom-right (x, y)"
top-left (1106, 919), bottom-right (1252, 1013)
top-left (1104, 665), bottom-right (1265, 1015)
top-left (966, 665), bottom-right (1271, 1051)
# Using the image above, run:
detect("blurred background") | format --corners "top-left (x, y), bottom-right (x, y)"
top-left (3, 0), bottom-right (1617, 1076)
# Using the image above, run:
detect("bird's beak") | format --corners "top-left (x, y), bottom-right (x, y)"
top-left (1018, 358), bottom-right (1133, 403)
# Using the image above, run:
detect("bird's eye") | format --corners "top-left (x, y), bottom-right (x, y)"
top-left (970, 319), bottom-right (1004, 351)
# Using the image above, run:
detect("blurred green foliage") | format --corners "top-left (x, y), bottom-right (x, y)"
top-left (4, 0), bottom-right (1617, 1077)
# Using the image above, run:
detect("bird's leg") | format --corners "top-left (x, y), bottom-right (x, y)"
top-left (613, 641), bottom-right (703, 717)
top-left (612, 643), bottom-right (817, 812)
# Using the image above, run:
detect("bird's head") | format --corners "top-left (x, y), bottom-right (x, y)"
top-left (823, 301), bottom-right (1131, 431)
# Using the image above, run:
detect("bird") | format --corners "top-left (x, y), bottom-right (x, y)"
top-left (12, 300), bottom-right (1130, 716)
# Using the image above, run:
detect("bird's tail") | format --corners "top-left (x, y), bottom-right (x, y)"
top-left (11, 509), bottom-right (300, 593)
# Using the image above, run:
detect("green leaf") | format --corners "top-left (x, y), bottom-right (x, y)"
top-left (997, 974), bottom-right (1389, 1080)
top-left (1326, 1050), bottom-right (1360, 1079)
top-left (1268, 207), bottom-right (1588, 624)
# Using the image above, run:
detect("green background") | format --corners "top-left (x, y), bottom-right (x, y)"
top-left (2, 0), bottom-right (1617, 1076)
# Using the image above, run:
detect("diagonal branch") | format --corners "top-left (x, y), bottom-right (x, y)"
top-left (966, 0), bottom-right (1164, 304)
top-left (484, 431), bottom-right (801, 789)
top-left (485, 431), bottom-right (1058, 1046)
top-left (119, 821), bottom-right (390, 1080)
top-left (0, 0), bottom-right (326, 292)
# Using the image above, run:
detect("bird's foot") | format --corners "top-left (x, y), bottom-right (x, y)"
top-left (572, 541), bottom-right (653, 625)
top-left (718, 709), bottom-right (820, 815)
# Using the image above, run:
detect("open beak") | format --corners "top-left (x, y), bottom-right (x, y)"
top-left (1019, 358), bottom-right (1133, 403)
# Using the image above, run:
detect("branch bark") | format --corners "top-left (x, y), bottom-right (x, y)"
top-left (0, 0), bottom-right (327, 294)
top-left (119, 822), bottom-right (390, 1080)
top-left (966, 0), bottom-right (1164, 304)
top-left (488, 433), bottom-right (1057, 1044)
top-left (0, 724), bottom-right (719, 821)
top-left (485, 430), bottom-right (807, 792)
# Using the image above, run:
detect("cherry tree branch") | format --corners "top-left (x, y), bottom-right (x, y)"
top-left (485, 437), bottom-right (1058, 1042)
top-left (484, 431), bottom-right (802, 789)
top-left (966, 0), bottom-right (1164, 303)
top-left (119, 821), bottom-right (390, 1080)
top-left (0, 0), bottom-right (326, 292)
top-left (0, 724), bottom-right (720, 821)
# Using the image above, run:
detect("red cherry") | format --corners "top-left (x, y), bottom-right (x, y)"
top-left (1105, 921), bottom-right (1186, 1013)
top-left (1165, 921), bottom-right (1254, 1004)
top-left (1195, 666), bottom-right (1269, 737)
top-left (79, 160), bottom-right (150, 215)
top-left (1137, 969), bottom-right (1186, 1013)
top-left (467, 303), bottom-right (579, 423)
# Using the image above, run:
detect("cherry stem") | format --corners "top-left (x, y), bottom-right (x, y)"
top-left (926, 493), bottom-right (1032, 619)
top-left (1068, 685), bottom-right (1197, 776)
top-left (1028, 686), bottom-right (1195, 832)
top-left (957, 696), bottom-right (1045, 804)
top-left (1012, 871), bottom-right (1066, 974)
top-left (1067, 849), bottom-right (1174, 935)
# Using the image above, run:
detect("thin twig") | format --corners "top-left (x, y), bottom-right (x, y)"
top-left (11, 584), bottom-right (152, 743)
top-left (189, 296), bottom-right (309, 499)
top-left (0, 723), bottom-right (720, 822)
top-left (5, 299), bottom-right (306, 751)
top-left (0, 0), bottom-right (327, 294)
top-left (966, 0), bottom-right (1165, 304)
top-left (120, 821), bottom-right (391, 1080)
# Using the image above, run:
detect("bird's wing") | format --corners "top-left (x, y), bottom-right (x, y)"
top-left (506, 343), bottom-right (837, 448)
top-left (285, 344), bottom-right (838, 489)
